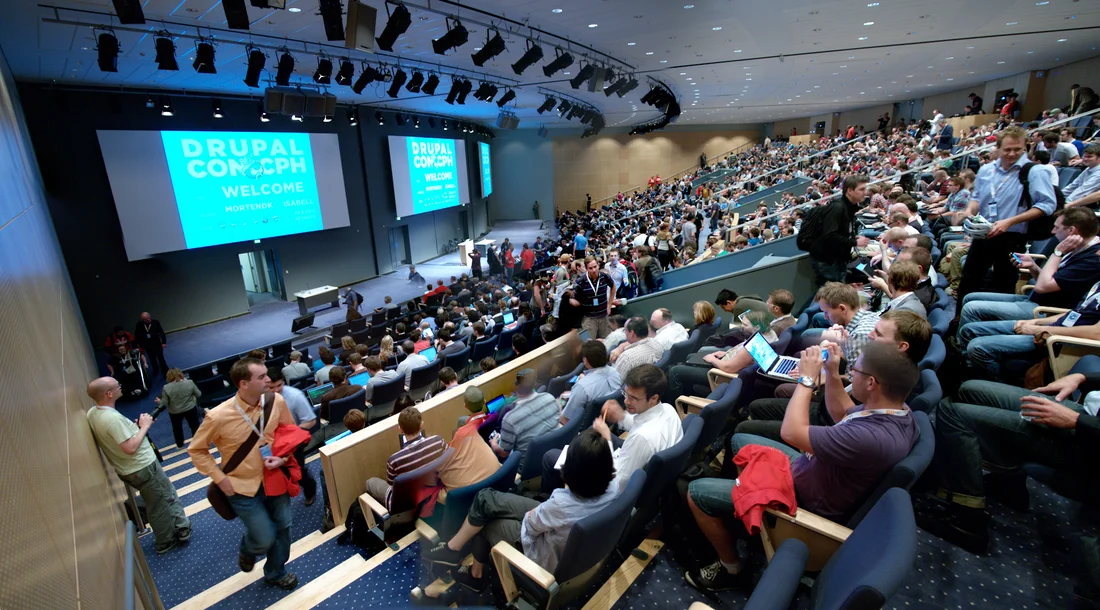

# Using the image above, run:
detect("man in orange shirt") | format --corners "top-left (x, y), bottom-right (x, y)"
top-left (189, 357), bottom-right (300, 590)
top-left (520, 243), bottom-right (536, 280)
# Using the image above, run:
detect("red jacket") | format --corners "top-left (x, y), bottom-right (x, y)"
top-left (262, 424), bottom-right (313, 497)
top-left (731, 445), bottom-right (797, 535)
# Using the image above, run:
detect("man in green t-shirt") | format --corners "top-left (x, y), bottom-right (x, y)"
top-left (86, 377), bottom-right (190, 553)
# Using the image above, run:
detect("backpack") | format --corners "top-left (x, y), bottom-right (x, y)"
top-left (1018, 163), bottom-right (1066, 241)
top-left (337, 500), bottom-right (388, 554)
top-left (796, 205), bottom-right (827, 252)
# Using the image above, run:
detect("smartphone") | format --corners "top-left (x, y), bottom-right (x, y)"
top-left (569, 375), bottom-right (579, 384)
top-left (1012, 253), bottom-right (1022, 264)
top-left (822, 350), bottom-right (829, 362)
top-left (856, 263), bottom-right (867, 272)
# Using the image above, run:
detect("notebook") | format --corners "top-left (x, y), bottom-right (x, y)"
top-left (743, 332), bottom-right (800, 381)
top-left (307, 383), bottom-right (333, 406)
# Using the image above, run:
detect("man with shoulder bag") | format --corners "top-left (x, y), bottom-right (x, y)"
top-left (189, 357), bottom-right (300, 590)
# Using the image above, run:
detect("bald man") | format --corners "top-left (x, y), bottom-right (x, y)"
top-left (134, 312), bottom-right (168, 376)
top-left (86, 377), bottom-right (190, 554)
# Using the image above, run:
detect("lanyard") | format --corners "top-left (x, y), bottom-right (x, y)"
top-left (233, 394), bottom-right (265, 439)
top-left (989, 165), bottom-right (1019, 202)
top-left (586, 274), bottom-right (602, 297)
top-left (836, 407), bottom-right (910, 426)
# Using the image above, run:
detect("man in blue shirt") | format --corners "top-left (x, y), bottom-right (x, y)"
top-left (957, 126), bottom-right (1058, 305)
top-left (1064, 145), bottom-right (1100, 209)
top-left (573, 231), bottom-right (589, 260)
top-left (559, 340), bottom-right (622, 425)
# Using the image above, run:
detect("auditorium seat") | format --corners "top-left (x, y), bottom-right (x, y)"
top-left (577, 389), bottom-right (623, 432)
top-left (520, 415), bottom-right (583, 484)
top-left (367, 374), bottom-right (406, 424)
top-left (442, 345), bottom-right (471, 380)
top-left (184, 364), bottom-right (218, 382)
top-left (618, 415), bottom-right (703, 554)
top-left (407, 359), bottom-right (442, 402)
top-left (908, 371), bottom-right (943, 415)
top-left (214, 356), bottom-right (238, 375)
top-left (468, 336), bottom-right (499, 376)
top-left (371, 310), bottom-right (387, 325)
top-left (270, 339), bottom-right (293, 358)
top-left (351, 328), bottom-right (371, 346)
top-left (931, 287), bottom-right (952, 312)
top-left (417, 452), bottom-right (521, 544)
top-left (195, 375), bottom-right (228, 395)
top-left (492, 471), bottom-right (645, 609)
top-left (349, 317), bottom-right (368, 333)
top-left (675, 377), bottom-right (742, 462)
top-left (928, 308), bottom-right (949, 336)
top-left (746, 488), bottom-right (917, 610)
top-left (289, 373), bottom-right (313, 390)
top-left (323, 388), bottom-right (365, 441)
top-left (697, 315), bottom-right (723, 346)
top-left (544, 362), bottom-right (586, 398)
top-left (495, 327), bottom-right (521, 362)
top-left (918, 334), bottom-right (946, 371)
top-left (657, 336), bottom-right (695, 373)
top-left (358, 448), bottom-right (454, 541)
top-left (330, 321), bottom-right (350, 340)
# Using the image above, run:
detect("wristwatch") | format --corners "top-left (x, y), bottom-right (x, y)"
top-left (1054, 249), bottom-right (1064, 257)
top-left (797, 376), bottom-right (816, 389)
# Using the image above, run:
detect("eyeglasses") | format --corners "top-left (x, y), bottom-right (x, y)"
top-left (850, 367), bottom-right (876, 382)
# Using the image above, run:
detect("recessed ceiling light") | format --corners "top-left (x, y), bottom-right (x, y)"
top-left (646, 51), bottom-right (654, 55)
top-left (680, 72), bottom-right (687, 75)
top-left (997, 61), bottom-right (1006, 64)
top-left (1036, 1), bottom-right (1049, 4)
top-left (588, 23), bottom-right (598, 28)
top-left (1006, 21), bottom-right (1018, 25)
top-left (863, 21), bottom-right (874, 26)
top-left (288, 6), bottom-right (301, 12)
top-left (1027, 50), bottom-right (1035, 54)
top-left (966, 46), bottom-right (975, 49)
top-left (734, 49), bottom-right (742, 53)
top-left (858, 36), bottom-right (868, 40)
top-left (745, 73), bottom-right (751, 75)
top-left (947, 78), bottom-right (954, 81)
top-left (840, 65), bottom-right (847, 68)
top-left (563, 71), bottom-right (570, 75)
top-left (628, 42), bottom-right (636, 45)
top-left (552, 8), bottom-right (563, 13)
top-left (927, 65), bottom-right (934, 68)
top-left (660, 60), bottom-right (668, 63)
top-left (1057, 38), bottom-right (1068, 42)
top-left (867, 2), bottom-right (879, 5)
top-left (860, 91), bottom-right (866, 94)
top-left (684, 4), bottom-right (695, 8)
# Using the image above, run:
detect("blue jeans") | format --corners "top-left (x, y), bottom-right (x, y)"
top-left (934, 380), bottom-right (1083, 507)
top-left (959, 293), bottom-right (1036, 330)
top-left (689, 433), bottom-right (801, 517)
top-left (227, 488), bottom-right (292, 581)
top-left (960, 320), bottom-right (1039, 381)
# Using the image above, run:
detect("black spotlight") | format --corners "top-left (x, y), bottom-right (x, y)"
top-left (154, 34), bottom-right (178, 70)
top-left (512, 41), bottom-right (543, 75)
top-left (395, 113), bottom-right (407, 126)
top-left (388, 69), bottom-right (407, 97)
top-left (375, 3), bottom-right (412, 52)
top-left (275, 50), bottom-right (295, 86)
top-left (193, 40), bottom-right (216, 73)
top-left (604, 76), bottom-right (628, 97)
top-left (376, 111), bottom-right (384, 125)
top-left (445, 78), bottom-right (462, 104)
top-left (542, 49), bottom-right (573, 77)
top-left (497, 89), bottom-right (516, 107)
top-left (351, 65), bottom-right (382, 94)
top-left (97, 32), bottom-right (120, 72)
top-left (471, 30), bottom-right (506, 66)
top-left (347, 107), bottom-right (359, 126)
top-left (406, 71), bottom-right (424, 93)
top-left (335, 58), bottom-right (354, 86)
top-left (473, 82), bottom-right (492, 101)
top-left (432, 18), bottom-right (469, 55)
top-left (557, 100), bottom-right (572, 116)
top-left (570, 64), bottom-right (595, 89)
top-left (537, 97), bottom-right (556, 114)
top-left (422, 73), bottom-right (440, 95)
top-left (456, 79), bottom-right (473, 104)
top-left (618, 77), bottom-right (640, 97)
top-left (314, 57), bottom-right (333, 84)
top-left (483, 84), bottom-right (498, 103)
top-left (428, 117), bottom-right (436, 128)
top-left (212, 99), bottom-right (224, 118)
top-left (244, 47), bottom-right (265, 87)
top-left (442, 119), bottom-right (449, 130)
top-left (414, 116), bottom-right (421, 128)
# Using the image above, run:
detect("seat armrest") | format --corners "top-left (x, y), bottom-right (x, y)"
top-left (415, 519), bottom-right (439, 544)
top-left (1033, 306), bottom-right (1071, 318)
top-left (1047, 336), bottom-right (1100, 378)
top-left (1017, 252), bottom-right (1047, 262)
top-left (358, 492), bottom-right (389, 529)
top-left (760, 506), bottom-right (852, 572)
top-left (765, 507), bottom-right (852, 542)
top-left (491, 541), bottom-right (558, 603)
top-left (1020, 285), bottom-right (1035, 295)
top-left (676, 396), bottom-right (715, 418)
top-left (707, 368), bottom-right (737, 392)
top-left (743, 539), bottom-right (810, 610)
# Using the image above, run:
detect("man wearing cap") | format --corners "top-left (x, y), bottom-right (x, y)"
top-left (439, 387), bottom-right (501, 490)
top-left (492, 368), bottom-right (559, 471)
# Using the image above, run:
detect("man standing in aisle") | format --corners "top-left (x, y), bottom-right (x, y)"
top-left (570, 257), bottom-right (616, 339)
top-left (189, 357), bottom-right (300, 590)
top-left (134, 312), bottom-right (168, 377)
top-left (86, 377), bottom-right (191, 554)
top-left (803, 175), bottom-right (871, 287)
top-left (956, 126), bottom-right (1057, 305)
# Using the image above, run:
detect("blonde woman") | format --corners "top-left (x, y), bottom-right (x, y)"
top-left (157, 368), bottom-right (202, 448)
top-left (692, 300), bottom-right (716, 334)
top-left (339, 335), bottom-right (356, 365)
top-left (379, 335), bottom-right (395, 364)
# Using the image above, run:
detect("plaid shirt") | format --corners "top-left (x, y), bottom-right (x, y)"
top-left (844, 309), bottom-right (881, 363)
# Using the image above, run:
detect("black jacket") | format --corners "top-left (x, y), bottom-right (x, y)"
top-left (809, 196), bottom-right (861, 263)
top-left (134, 319), bottom-right (167, 348)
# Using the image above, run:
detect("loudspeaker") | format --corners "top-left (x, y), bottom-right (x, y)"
top-left (304, 92), bottom-right (338, 117)
top-left (344, 0), bottom-right (377, 53)
top-left (318, 0), bottom-right (345, 41)
top-left (587, 67), bottom-right (607, 93)
top-left (495, 113), bottom-right (520, 130)
top-left (264, 87), bottom-right (286, 113)
top-left (281, 90), bottom-right (306, 116)
top-left (222, 0), bottom-right (250, 29)
top-left (111, 0), bottom-right (145, 23)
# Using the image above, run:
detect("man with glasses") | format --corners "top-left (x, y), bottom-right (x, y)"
top-left (86, 377), bottom-right (191, 554)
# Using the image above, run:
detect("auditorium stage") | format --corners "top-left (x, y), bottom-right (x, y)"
top-left (162, 220), bottom-right (549, 370)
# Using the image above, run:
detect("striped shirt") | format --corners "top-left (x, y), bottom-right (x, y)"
top-left (500, 392), bottom-right (560, 470)
top-left (385, 432), bottom-right (447, 506)
top-left (573, 272), bottom-right (614, 318)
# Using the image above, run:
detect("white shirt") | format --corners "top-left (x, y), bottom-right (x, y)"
top-left (613, 402), bottom-right (684, 492)
top-left (654, 321), bottom-right (689, 350)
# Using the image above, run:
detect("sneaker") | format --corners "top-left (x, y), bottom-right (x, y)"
top-left (239, 552), bottom-right (256, 573)
top-left (684, 561), bottom-right (747, 593)
top-left (304, 494), bottom-right (316, 507)
top-left (916, 505), bottom-right (989, 554)
top-left (155, 539), bottom-right (178, 554)
top-left (176, 527), bottom-right (192, 544)
top-left (452, 565), bottom-right (488, 593)
top-left (265, 573), bottom-right (299, 590)
top-left (423, 541), bottom-right (464, 566)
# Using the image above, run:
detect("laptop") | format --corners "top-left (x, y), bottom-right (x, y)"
top-left (307, 383), bottom-right (333, 406)
top-left (486, 395), bottom-right (507, 414)
top-left (743, 332), bottom-right (801, 381)
top-left (325, 429), bottom-right (352, 445)
top-left (502, 311), bottom-right (515, 325)
top-left (419, 346), bottom-right (437, 361)
top-left (578, 328), bottom-right (591, 341)
top-left (348, 371), bottom-right (371, 386)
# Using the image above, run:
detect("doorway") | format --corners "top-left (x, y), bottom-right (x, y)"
top-left (239, 249), bottom-right (285, 308)
top-left (389, 226), bottom-right (412, 269)
top-left (458, 210), bottom-right (471, 240)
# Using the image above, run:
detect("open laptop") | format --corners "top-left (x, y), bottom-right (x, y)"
top-left (419, 346), bottom-right (437, 361)
top-left (348, 371), bottom-right (370, 386)
top-left (743, 332), bottom-right (800, 381)
top-left (486, 395), bottom-right (507, 414)
top-left (307, 383), bottom-right (333, 406)
top-left (502, 311), bottom-right (515, 325)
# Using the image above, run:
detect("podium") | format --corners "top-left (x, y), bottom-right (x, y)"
top-left (458, 239), bottom-right (496, 266)
top-left (294, 285), bottom-right (339, 315)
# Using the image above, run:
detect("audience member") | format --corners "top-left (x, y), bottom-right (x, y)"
top-left (268, 368), bottom-right (318, 505)
top-left (491, 368), bottom-right (558, 471)
top-left (560, 340), bottom-right (623, 425)
top-left (318, 367), bottom-right (363, 421)
top-left (282, 351), bottom-right (312, 381)
top-left (438, 387), bottom-right (500, 490)
top-left (362, 356), bottom-right (401, 404)
top-left (134, 311), bottom-right (169, 376)
top-left (610, 316), bottom-right (666, 378)
top-left (569, 257), bottom-right (616, 339)
top-left (651, 307), bottom-right (689, 350)
top-left (396, 340), bottom-right (430, 390)
top-left (365, 407), bottom-right (447, 507)
top-left (156, 368), bottom-right (202, 448)
top-left (315, 348), bottom-right (337, 385)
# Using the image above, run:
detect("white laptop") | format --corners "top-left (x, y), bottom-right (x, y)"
top-left (744, 332), bottom-right (800, 381)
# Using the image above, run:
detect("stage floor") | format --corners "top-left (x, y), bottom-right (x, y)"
top-left (161, 220), bottom-right (549, 370)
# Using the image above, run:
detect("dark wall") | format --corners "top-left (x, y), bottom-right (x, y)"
top-left (17, 85), bottom-right (490, 337)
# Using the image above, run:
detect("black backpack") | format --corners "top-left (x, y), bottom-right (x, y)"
top-left (1018, 163), bottom-right (1066, 241)
top-left (796, 205), bottom-right (827, 252)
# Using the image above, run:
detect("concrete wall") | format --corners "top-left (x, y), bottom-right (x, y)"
top-left (491, 129), bottom-right (555, 222)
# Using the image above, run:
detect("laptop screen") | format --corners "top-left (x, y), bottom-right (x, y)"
top-left (348, 371), bottom-right (371, 386)
top-left (419, 347), bottom-right (437, 361)
top-left (324, 429), bottom-right (352, 445)
top-left (486, 395), bottom-right (506, 413)
top-left (307, 383), bottom-right (333, 405)
top-left (578, 328), bottom-right (591, 341)
top-left (743, 332), bottom-right (779, 372)
top-left (502, 312), bottom-right (515, 325)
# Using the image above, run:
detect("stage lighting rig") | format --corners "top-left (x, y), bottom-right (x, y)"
top-left (432, 18), bottom-right (469, 55)
top-left (497, 89), bottom-right (516, 107)
top-left (314, 55), bottom-right (333, 84)
top-left (388, 68), bottom-right (408, 97)
top-left (422, 73), bottom-right (440, 94)
top-left (512, 41), bottom-right (543, 75)
top-left (471, 29), bottom-right (506, 66)
top-left (96, 31), bottom-right (120, 72)
top-left (335, 58), bottom-right (355, 86)
top-left (406, 71), bottom-right (425, 93)
top-left (193, 39), bottom-right (216, 74)
top-left (375, 2), bottom-right (412, 52)
top-left (537, 96), bottom-right (556, 114)
top-left (542, 48), bottom-right (573, 77)
top-left (569, 63), bottom-right (595, 89)
top-left (154, 33), bottom-right (178, 70)
top-left (275, 49), bottom-right (295, 85)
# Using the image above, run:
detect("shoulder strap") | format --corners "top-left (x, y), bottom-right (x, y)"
top-left (221, 392), bottom-right (276, 476)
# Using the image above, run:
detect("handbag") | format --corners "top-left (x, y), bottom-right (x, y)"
top-left (207, 391), bottom-right (274, 520)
